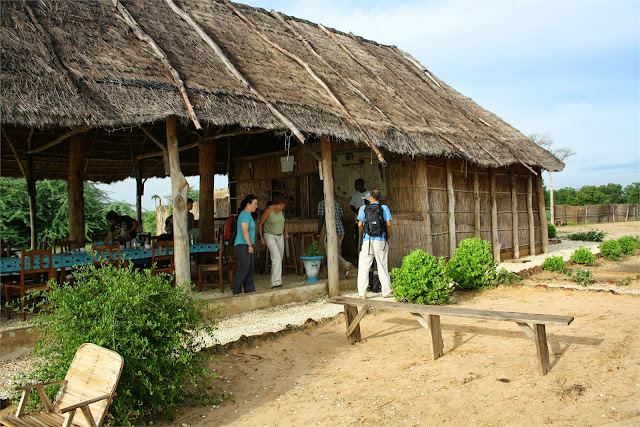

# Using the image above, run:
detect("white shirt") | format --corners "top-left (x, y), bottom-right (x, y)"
top-left (350, 190), bottom-right (371, 212)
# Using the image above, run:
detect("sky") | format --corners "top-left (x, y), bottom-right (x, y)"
top-left (99, 0), bottom-right (639, 211)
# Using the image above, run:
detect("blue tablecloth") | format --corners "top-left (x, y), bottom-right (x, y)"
top-left (0, 243), bottom-right (220, 274)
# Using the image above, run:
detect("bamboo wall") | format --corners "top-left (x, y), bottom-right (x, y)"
top-left (554, 204), bottom-right (640, 225)
top-left (231, 143), bottom-right (546, 268)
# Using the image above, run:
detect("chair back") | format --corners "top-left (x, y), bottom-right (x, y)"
top-left (0, 241), bottom-right (11, 258)
top-left (53, 238), bottom-right (81, 254)
top-left (54, 343), bottom-right (124, 427)
top-left (20, 248), bottom-right (54, 284)
top-left (89, 232), bottom-right (108, 244)
top-left (39, 236), bottom-right (49, 250)
top-left (93, 244), bottom-right (121, 267)
top-left (151, 240), bottom-right (174, 268)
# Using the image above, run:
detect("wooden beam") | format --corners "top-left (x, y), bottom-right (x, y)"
top-left (424, 163), bottom-right (433, 254)
top-left (490, 169), bottom-right (500, 261)
top-left (345, 305), bottom-right (370, 338)
top-left (135, 162), bottom-right (143, 224)
top-left (113, 0), bottom-right (201, 129)
top-left (344, 305), bottom-right (361, 344)
top-left (68, 134), bottom-right (87, 245)
top-left (200, 128), bottom-right (270, 142)
top-left (446, 158), bottom-right (456, 258)
top-left (321, 135), bottom-right (340, 296)
top-left (27, 125), bottom-right (93, 154)
top-left (1, 127), bottom-right (28, 178)
top-left (411, 313), bottom-right (444, 359)
top-left (527, 174), bottom-right (536, 256)
top-left (164, 0), bottom-right (303, 143)
top-left (166, 116), bottom-right (191, 290)
top-left (199, 133), bottom-right (216, 252)
top-left (474, 167), bottom-right (481, 239)
top-left (140, 126), bottom-right (170, 174)
top-left (536, 172), bottom-right (549, 254)
top-left (510, 168), bottom-right (520, 259)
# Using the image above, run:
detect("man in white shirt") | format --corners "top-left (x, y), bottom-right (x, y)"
top-left (350, 178), bottom-right (370, 250)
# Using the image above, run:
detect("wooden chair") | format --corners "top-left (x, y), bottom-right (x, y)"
top-left (197, 242), bottom-right (234, 292)
top-left (151, 240), bottom-right (175, 286)
top-left (89, 232), bottom-right (108, 244)
top-left (53, 238), bottom-right (81, 254)
top-left (4, 249), bottom-right (54, 320)
top-left (0, 241), bottom-right (11, 258)
top-left (39, 236), bottom-right (49, 250)
top-left (0, 343), bottom-right (124, 427)
top-left (92, 244), bottom-right (121, 268)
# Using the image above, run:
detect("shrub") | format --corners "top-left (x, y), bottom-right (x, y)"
top-left (617, 236), bottom-right (638, 256)
top-left (567, 220), bottom-right (574, 226)
top-left (25, 263), bottom-right (219, 426)
top-left (567, 230), bottom-right (605, 242)
top-left (446, 238), bottom-right (497, 290)
top-left (547, 223), bottom-right (557, 238)
top-left (599, 239), bottom-right (622, 261)
top-left (302, 240), bottom-right (323, 257)
top-left (541, 256), bottom-right (567, 273)
top-left (570, 269), bottom-right (594, 286)
top-left (570, 247), bottom-right (595, 265)
top-left (495, 268), bottom-right (522, 285)
top-left (390, 249), bottom-right (452, 305)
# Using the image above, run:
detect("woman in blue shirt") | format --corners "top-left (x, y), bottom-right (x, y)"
top-left (233, 194), bottom-right (258, 294)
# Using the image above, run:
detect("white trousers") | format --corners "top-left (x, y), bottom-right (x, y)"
top-left (264, 233), bottom-right (284, 286)
top-left (357, 239), bottom-right (392, 296)
top-left (323, 232), bottom-right (352, 271)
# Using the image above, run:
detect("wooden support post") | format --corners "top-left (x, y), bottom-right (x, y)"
top-left (135, 162), bottom-right (143, 224)
top-left (527, 175), bottom-right (536, 255)
top-left (68, 134), bottom-right (87, 246)
top-left (344, 305), bottom-right (362, 344)
top-left (320, 135), bottom-right (340, 297)
top-left (536, 173), bottom-right (549, 254)
top-left (166, 116), bottom-right (191, 290)
top-left (424, 163), bottom-right (433, 254)
top-left (533, 324), bottom-right (551, 375)
top-left (445, 158), bottom-right (456, 258)
top-left (27, 167), bottom-right (37, 250)
top-left (510, 168), bottom-right (520, 259)
top-left (490, 169), bottom-right (500, 261)
top-left (411, 313), bottom-right (444, 360)
top-left (473, 168), bottom-right (481, 239)
top-left (199, 135), bottom-right (216, 262)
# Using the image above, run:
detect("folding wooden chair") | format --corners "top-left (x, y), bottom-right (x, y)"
top-left (0, 343), bottom-right (124, 427)
top-left (197, 242), bottom-right (234, 292)
top-left (151, 240), bottom-right (175, 286)
top-left (92, 244), bottom-right (121, 268)
top-left (53, 238), bottom-right (81, 254)
top-left (4, 248), bottom-right (54, 320)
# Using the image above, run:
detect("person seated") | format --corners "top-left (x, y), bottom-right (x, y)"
top-left (187, 198), bottom-right (195, 231)
top-left (104, 211), bottom-right (141, 244)
top-left (156, 215), bottom-right (174, 242)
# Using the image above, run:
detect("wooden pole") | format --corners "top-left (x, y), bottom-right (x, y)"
top-left (510, 168), bottom-right (520, 259)
top-left (490, 169), bottom-right (500, 261)
top-left (199, 132), bottom-right (216, 254)
top-left (527, 174), bottom-right (536, 256)
top-left (68, 134), bottom-right (87, 246)
top-left (473, 168), bottom-right (481, 239)
top-left (320, 136), bottom-right (340, 297)
top-left (135, 162), bottom-right (143, 224)
top-left (446, 158), bottom-right (456, 258)
top-left (536, 172), bottom-right (549, 254)
top-left (166, 116), bottom-right (191, 290)
top-left (27, 168), bottom-right (37, 250)
top-left (424, 162), bottom-right (433, 254)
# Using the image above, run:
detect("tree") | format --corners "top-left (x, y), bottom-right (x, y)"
top-left (599, 183), bottom-right (624, 204)
top-left (623, 182), bottom-right (640, 204)
top-left (554, 187), bottom-right (579, 206)
top-left (577, 185), bottom-right (608, 205)
top-left (529, 132), bottom-right (576, 224)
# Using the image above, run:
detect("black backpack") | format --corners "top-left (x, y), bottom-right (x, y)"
top-left (363, 203), bottom-right (386, 238)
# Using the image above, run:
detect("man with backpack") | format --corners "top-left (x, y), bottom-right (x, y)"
top-left (357, 189), bottom-right (393, 298)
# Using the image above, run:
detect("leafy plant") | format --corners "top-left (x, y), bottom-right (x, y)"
top-left (302, 240), bottom-right (324, 257)
top-left (617, 236), bottom-right (638, 256)
top-left (570, 269), bottom-right (594, 286)
top-left (567, 221), bottom-right (574, 226)
top-left (547, 223), bottom-right (557, 238)
top-left (446, 238), bottom-right (497, 290)
top-left (617, 277), bottom-right (633, 286)
top-left (390, 249), bottom-right (452, 304)
top-left (570, 247), bottom-right (595, 265)
top-left (567, 230), bottom-right (605, 242)
top-left (24, 263), bottom-right (219, 426)
top-left (541, 256), bottom-right (567, 273)
top-left (495, 268), bottom-right (522, 285)
top-left (599, 239), bottom-right (622, 261)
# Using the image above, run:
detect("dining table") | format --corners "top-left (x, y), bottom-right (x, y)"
top-left (0, 243), bottom-right (220, 275)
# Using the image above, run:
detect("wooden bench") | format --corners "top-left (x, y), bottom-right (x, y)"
top-left (326, 296), bottom-right (574, 375)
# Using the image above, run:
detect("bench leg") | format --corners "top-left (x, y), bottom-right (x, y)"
top-left (517, 322), bottom-right (551, 375)
top-left (344, 305), bottom-right (366, 344)
top-left (412, 313), bottom-right (444, 360)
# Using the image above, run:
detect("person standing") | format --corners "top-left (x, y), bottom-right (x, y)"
top-left (233, 195), bottom-right (258, 295)
top-left (104, 211), bottom-right (142, 245)
top-left (357, 189), bottom-right (393, 298)
top-left (318, 197), bottom-right (354, 278)
top-left (350, 178), bottom-right (370, 250)
top-left (258, 196), bottom-right (289, 288)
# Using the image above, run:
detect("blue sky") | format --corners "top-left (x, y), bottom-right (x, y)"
top-left (100, 0), bottom-right (639, 210)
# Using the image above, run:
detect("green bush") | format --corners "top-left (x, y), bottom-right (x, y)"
top-left (390, 249), bottom-right (453, 305)
top-left (570, 247), bottom-right (595, 265)
top-left (570, 269), bottom-right (594, 286)
top-left (567, 230), bottom-right (605, 242)
top-left (547, 223), bottom-right (557, 238)
top-left (541, 256), bottom-right (567, 273)
top-left (302, 240), bottom-right (323, 257)
top-left (446, 238), bottom-right (497, 290)
top-left (495, 268), bottom-right (522, 285)
top-left (617, 236), bottom-right (638, 256)
top-left (599, 239), bottom-right (622, 261)
top-left (25, 263), bottom-right (219, 426)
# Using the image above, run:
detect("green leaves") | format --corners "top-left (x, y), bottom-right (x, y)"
top-left (541, 256), bottom-right (567, 273)
top-left (570, 247), bottom-right (595, 265)
top-left (390, 249), bottom-right (452, 305)
top-left (446, 238), bottom-right (498, 290)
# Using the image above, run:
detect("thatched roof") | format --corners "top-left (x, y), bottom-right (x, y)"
top-left (0, 0), bottom-right (563, 183)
